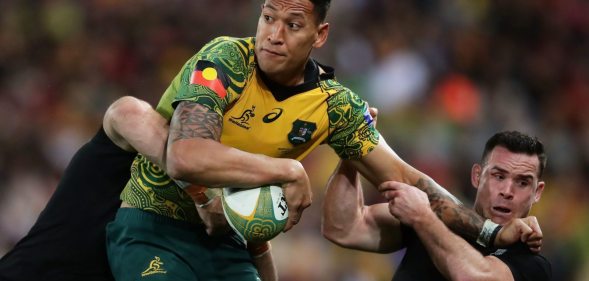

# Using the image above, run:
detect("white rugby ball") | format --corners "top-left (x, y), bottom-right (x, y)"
top-left (222, 185), bottom-right (288, 242)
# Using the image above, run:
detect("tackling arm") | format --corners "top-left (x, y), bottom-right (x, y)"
top-left (321, 160), bottom-right (403, 253)
top-left (415, 217), bottom-right (513, 281)
top-left (103, 96), bottom-right (168, 167)
top-left (383, 181), bottom-right (514, 281)
top-left (348, 136), bottom-right (489, 245)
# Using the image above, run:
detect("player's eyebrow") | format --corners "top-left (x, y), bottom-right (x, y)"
top-left (490, 166), bottom-right (536, 181)
top-left (489, 166), bottom-right (508, 174)
top-left (514, 174), bottom-right (534, 183)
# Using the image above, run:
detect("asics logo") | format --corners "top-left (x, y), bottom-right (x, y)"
top-left (263, 108), bottom-right (283, 123)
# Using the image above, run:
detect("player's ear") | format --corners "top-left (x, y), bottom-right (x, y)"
top-left (471, 164), bottom-right (482, 189)
top-left (534, 181), bottom-right (545, 203)
top-left (313, 23), bottom-right (329, 48)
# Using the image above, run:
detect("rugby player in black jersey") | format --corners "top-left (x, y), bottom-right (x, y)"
top-left (323, 131), bottom-right (551, 281)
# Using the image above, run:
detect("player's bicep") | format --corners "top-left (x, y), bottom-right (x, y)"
top-left (166, 100), bottom-right (224, 182)
top-left (362, 203), bottom-right (405, 253)
top-left (333, 202), bottom-right (403, 253)
top-left (482, 256), bottom-right (515, 281)
top-left (169, 101), bottom-right (223, 143)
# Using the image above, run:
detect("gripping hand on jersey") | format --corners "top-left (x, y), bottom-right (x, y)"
top-left (494, 216), bottom-right (543, 253)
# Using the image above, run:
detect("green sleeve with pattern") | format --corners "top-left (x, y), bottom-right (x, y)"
top-left (159, 36), bottom-right (252, 117)
top-left (327, 89), bottom-right (380, 160)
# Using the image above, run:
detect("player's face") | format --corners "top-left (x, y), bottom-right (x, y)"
top-left (255, 0), bottom-right (328, 86)
top-left (472, 146), bottom-right (545, 225)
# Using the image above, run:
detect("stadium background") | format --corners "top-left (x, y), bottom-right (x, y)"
top-left (0, 0), bottom-right (588, 280)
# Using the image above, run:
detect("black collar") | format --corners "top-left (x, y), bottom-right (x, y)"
top-left (258, 59), bottom-right (335, 101)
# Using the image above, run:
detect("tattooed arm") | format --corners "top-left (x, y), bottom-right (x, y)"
top-left (347, 136), bottom-right (499, 246)
top-left (382, 181), bottom-right (517, 281)
top-left (165, 101), bottom-right (311, 231)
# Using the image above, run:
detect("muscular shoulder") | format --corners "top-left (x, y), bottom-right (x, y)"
top-left (198, 36), bottom-right (255, 78)
top-left (325, 83), bottom-right (365, 112)
top-left (162, 37), bottom-right (255, 116)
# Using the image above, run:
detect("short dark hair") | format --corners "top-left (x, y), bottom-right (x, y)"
top-left (310, 0), bottom-right (331, 22)
top-left (481, 131), bottom-right (547, 178)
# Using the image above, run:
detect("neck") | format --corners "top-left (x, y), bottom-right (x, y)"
top-left (270, 72), bottom-right (305, 86)
top-left (265, 59), bottom-right (310, 87)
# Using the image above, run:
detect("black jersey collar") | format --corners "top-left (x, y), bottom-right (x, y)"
top-left (258, 59), bottom-right (335, 102)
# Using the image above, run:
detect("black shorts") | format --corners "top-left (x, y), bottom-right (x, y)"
top-left (0, 127), bottom-right (136, 281)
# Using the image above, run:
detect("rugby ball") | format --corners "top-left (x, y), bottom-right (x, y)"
top-left (222, 185), bottom-right (288, 242)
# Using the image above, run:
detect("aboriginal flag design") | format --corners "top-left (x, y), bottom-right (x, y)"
top-left (190, 60), bottom-right (230, 99)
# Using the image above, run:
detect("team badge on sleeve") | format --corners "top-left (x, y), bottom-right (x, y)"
top-left (190, 60), bottom-right (229, 99)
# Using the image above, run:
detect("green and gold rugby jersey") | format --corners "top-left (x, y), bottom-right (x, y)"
top-left (121, 37), bottom-right (379, 223)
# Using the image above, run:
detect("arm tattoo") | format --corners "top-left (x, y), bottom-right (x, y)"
top-left (169, 101), bottom-right (223, 142)
top-left (415, 178), bottom-right (485, 243)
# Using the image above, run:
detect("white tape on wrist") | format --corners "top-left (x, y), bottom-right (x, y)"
top-left (173, 179), bottom-right (191, 189)
top-left (476, 219), bottom-right (500, 248)
top-left (196, 197), bottom-right (214, 208)
top-left (196, 188), bottom-right (221, 208)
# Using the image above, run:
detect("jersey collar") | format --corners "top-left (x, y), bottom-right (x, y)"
top-left (258, 59), bottom-right (335, 101)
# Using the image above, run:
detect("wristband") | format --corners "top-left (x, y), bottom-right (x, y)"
top-left (194, 188), bottom-right (221, 208)
top-left (476, 219), bottom-right (501, 248)
top-left (195, 195), bottom-right (214, 208)
top-left (489, 224), bottom-right (503, 249)
top-left (174, 179), bottom-right (191, 189)
top-left (173, 179), bottom-right (221, 208)
top-left (247, 242), bottom-right (271, 259)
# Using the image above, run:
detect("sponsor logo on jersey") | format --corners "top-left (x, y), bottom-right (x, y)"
top-left (263, 108), bottom-right (283, 123)
top-left (190, 60), bottom-right (229, 99)
top-left (288, 120), bottom-right (316, 145)
top-left (229, 105), bottom-right (256, 129)
top-left (141, 256), bottom-right (167, 277)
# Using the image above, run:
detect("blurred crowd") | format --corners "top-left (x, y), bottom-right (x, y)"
top-left (1, 0), bottom-right (588, 280)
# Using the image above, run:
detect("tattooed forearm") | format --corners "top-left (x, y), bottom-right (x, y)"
top-left (169, 101), bottom-right (223, 142)
top-left (415, 178), bottom-right (485, 243)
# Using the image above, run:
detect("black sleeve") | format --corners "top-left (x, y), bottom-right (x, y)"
top-left (495, 244), bottom-right (552, 281)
